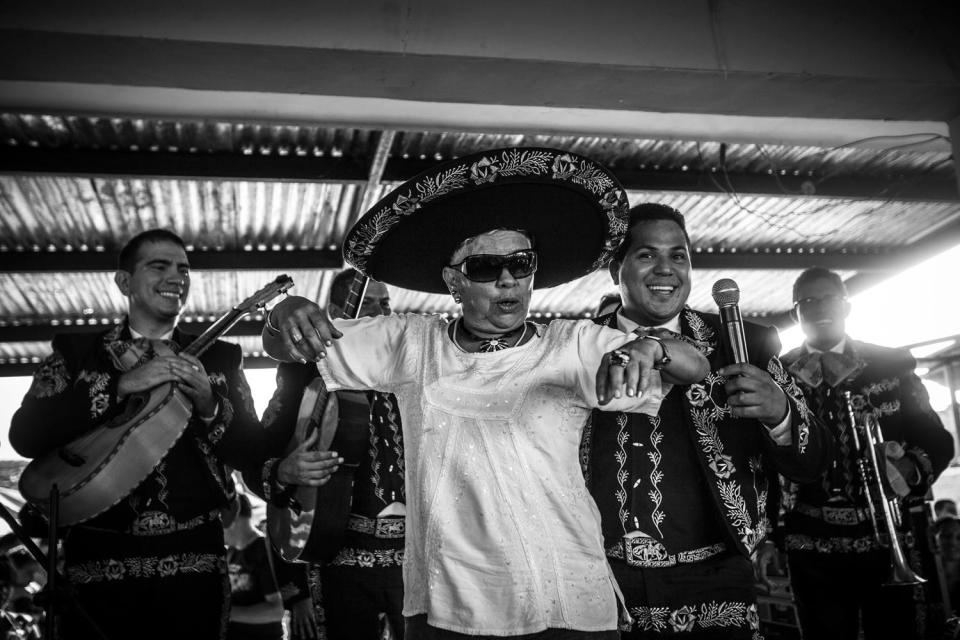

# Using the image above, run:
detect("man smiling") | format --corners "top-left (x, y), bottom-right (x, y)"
top-left (10, 229), bottom-right (293, 640)
top-left (585, 203), bottom-right (832, 639)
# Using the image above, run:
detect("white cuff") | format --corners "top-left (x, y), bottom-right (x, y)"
top-left (763, 405), bottom-right (793, 446)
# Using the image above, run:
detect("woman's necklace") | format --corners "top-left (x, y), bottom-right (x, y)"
top-left (453, 317), bottom-right (529, 353)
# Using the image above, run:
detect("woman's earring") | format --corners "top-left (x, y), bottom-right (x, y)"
top-left (451, 290), bottom-right (461, 303)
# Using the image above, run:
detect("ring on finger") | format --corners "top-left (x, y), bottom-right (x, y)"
top-left (290, 330), bottom-right (304, 343)
top-left (610, 349), bottom-right (631, 367)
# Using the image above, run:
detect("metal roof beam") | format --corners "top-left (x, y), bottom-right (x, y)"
top-left (0, 147), bottom-right (369, 182)
top-left (0, 247), bottom-right (896, 273)
top-left (613, 167), bottom-right (959, 202)
top-left (0, 248), bottom-right (343, 272)
top-left (383, 157), bottom-right (959, 201)
top-left (2, 147), bottom-right (957, 201)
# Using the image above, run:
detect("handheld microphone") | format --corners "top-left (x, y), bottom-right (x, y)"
top-left (711, 278), bottom-right (749, 365)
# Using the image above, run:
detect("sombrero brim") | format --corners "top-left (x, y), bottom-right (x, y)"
top-left (343, 147), bottom-right (628, 294)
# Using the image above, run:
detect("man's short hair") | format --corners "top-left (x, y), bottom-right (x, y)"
top-left (613, 203), bottom-right (690, 264)
top-left (117, 229), bottom-right (187, 272)
top-left (329, 268), bottom-right (361, 308)
top-left (792, 267), bottom-right (848, 303)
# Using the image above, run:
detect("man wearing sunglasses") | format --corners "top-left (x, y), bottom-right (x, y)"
top-left (256, 147), bottom-right (714, 639)
top-left (763, 266), bottom-right (952, 640)
top-left (584, 203), bottom-right (831, 639)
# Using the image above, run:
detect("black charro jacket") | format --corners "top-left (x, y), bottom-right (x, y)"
top-left (586, 307), bottom-right (832, 558)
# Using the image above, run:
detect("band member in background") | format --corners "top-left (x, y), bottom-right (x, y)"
top-left (7, 229), bottom-right (309, 640)
top-left (225, 493), bottom-right (284, 640)
top-left (260, 147), bottom-right (711, 638)
top-left (252, 268), bottom-right (404, 640)
top-left (585, 203), bottom-right (832, 638)
top-left (761, 266), bottom-right (953, 640)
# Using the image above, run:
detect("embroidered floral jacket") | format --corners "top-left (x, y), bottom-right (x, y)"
top-left (10, 323), bottom-right (267, 533)
top-left (586, 308), bottom-right (830, 558)
top-left (777, 340), bottom-right (953, 552)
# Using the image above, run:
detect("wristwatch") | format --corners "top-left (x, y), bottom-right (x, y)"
top-left (641, 335), bottom-right (671, 370)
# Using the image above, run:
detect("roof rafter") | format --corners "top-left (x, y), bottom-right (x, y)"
top-left (1, 146), bottom-right (956, 201)
top-left (0, 248), bottom-right (343, 272)
top-left (0, 246), bottom-right (896, 273)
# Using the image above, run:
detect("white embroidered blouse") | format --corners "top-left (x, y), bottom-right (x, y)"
top-left (316, 314), bottom-right (663, 635)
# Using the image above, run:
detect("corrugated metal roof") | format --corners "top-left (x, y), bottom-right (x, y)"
top-left (629, 191), bottom-right (960, 247)
top-left (2, 114), bottom-right (952, 179)
top-left (1, 112), bottom-right (956, 372)
top-left (0, 175), bottom-right (394, 252)
top-left (1, 114), bottom-right (376, 160)
top-left (4, 175), bottom-right (957, 255)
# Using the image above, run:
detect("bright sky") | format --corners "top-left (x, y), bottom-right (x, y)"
top-left (2, 243), bottom-right (959, 460)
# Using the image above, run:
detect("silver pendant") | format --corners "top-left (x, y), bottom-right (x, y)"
top-left (479, 339), bottom-right (509, 352)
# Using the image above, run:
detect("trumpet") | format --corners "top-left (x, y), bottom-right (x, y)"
top-left (842, 390), bottom-right (926, 586)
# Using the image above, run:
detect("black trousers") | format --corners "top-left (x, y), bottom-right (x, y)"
top-left (787, 549), bottom-right (922, 640)
top-left (611, 553), bottom-right (762, 639)
top-left (321, 563), bottom-right (404, 640)
top-left (61, 522), bottom-right (228, 640)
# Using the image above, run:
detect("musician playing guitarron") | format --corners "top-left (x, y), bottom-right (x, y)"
top-left (9, 229), bottom-right (300, 640)
top-left (248, 268), bottom-right (405, 640)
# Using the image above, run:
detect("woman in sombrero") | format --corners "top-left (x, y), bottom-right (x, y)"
top-left (263, 148), bottom-right (709, 638)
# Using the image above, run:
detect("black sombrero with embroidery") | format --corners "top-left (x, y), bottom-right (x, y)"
top-left (343, 147), bottom-right (629, 294)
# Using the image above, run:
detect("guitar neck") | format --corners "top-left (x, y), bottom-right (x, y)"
top-left (341, 271), bottom-right (370, 321)
top-left (181, 309), bottom-right (246, 358)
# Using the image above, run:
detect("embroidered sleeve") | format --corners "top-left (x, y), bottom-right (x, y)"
top-left (753, 331), bottom-right (833, 486)
top-left (26, 351), bottom-right (70, 399)
top-left (767, 356), bottom-right (812, 455)
top-left (10, 336), bottom-right (124, 458)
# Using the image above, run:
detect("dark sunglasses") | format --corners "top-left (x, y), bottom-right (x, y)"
top-left (447, 249), bottom-right (538, 282)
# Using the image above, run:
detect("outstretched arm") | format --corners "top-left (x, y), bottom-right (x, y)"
top-left (596, 335), bottom-right (709, 405)
top-left (262, 295), bottom-right (342, 363)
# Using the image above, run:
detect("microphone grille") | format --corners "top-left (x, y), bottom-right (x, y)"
top-left (711, 278), bottom-right (740, 307)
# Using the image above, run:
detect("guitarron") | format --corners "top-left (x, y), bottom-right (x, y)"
top-left (268, 270), bottom-right (374, 563)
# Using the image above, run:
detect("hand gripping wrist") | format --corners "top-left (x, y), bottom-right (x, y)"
top-left (640, 335), bottom-right (671, 370)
